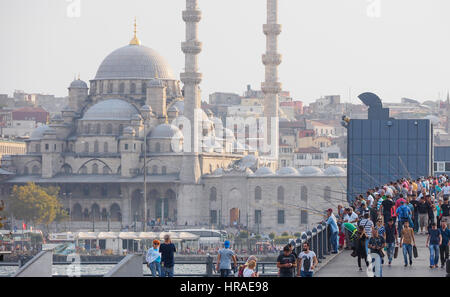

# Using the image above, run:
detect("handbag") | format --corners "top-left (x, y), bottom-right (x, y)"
top-left (394, 246), bottom-right (399, 259)
top-left (413, 245), bottom-right (418, 258)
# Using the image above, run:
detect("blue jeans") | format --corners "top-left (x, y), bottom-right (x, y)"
top-left (365, 238), bottom-right (369, 255)
top-left (429, 244), bottom-right (440, 266)
top-left (220, 269), bottom-right (232, 277)
top-left (402, 244), bottom-right (412, 265)
top-left (160, 265), bottom-right (174, 277)
top-left (148, 261), bottom-right (161, 277)
top-left (300, 270), bottom-right (313, 277)
top-left (386, 242), bottom-right (395, 263)
top-left (330, 231), bottom-right (338, 252)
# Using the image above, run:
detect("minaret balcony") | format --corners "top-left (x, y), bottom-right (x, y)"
top-left (180, 72), bottom-right (203, 85)
top-left (263, 24), bottom-right (282, 35)
top-left (262, 53), bottom-right (282, 66)
top-left (182, 10), bottom-right (202, 23)
top-left (261, 82), bottom-right (282, 94)
top-left (181, 41), bottom-right (203, 54)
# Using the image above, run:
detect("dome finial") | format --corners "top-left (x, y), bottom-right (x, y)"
top-left (129, 17), bottom-right (141, 45)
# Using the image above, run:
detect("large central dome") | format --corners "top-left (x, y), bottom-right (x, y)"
top-left (94, 44), bottom-right (175, 80)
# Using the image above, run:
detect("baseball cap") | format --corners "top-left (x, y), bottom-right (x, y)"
top-left (224, 240), bottom-right (230, 248)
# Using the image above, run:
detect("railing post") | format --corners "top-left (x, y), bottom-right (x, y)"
top-left (323, 223), bottom-right (329, 255)
top-left (312, 227), bottom-right (318, 254)
top-left (326, 224), bottom-right (331, 254)
top-left (206, 255), bottom-right (213, 277)
top-left (306, 230), bottom-right (312, 249)
top-left (317, 225), bottom-right (324, 260)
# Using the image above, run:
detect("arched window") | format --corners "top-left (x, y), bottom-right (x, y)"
top-left (35, 144), bottom-right (40, 153)
top-left (31, 165), bottom-right (40, 175)
top-left (324, 186), bottom-right (331, 201)
top-left (110, 204), bottom-right (121, 222)
top-left (210, 187), bottom-right (217, 201)
top-left (119, 83), bottom-right (125, 94)
top-left (130, 83), bottom-right (136, 94)
top-left (161, 166), bottom-right (167, 175)
top-left (94, 141), bottom-right (99, 153)
top-left (155, 142), bottom-right (161, 153)
top-left (255, 186), bottom-right (262, 201)
top-left (141, 82), bottom-right (147, 94)
top-left (104, 142), bottom-right (109, 153)
top-left (119, 124), bottom-right (124, 135)
top-left (99, 81), bottom-right (104, 94)
top-left (83, 208), bottom-right (89, 221)
top-left (108, 83), bottom-right (113, 93)
top-left (91, 204), bottom-right (100, 220)
top-left (301, 186), bottom-right (308, 202)
top-left (72, 204), bottom-right (82, 221)
top-left (80, 165), bottom-right (88, 175)
top-left (84, 142), bottom-right (89, 153)
top-left (61, 164), bottom-right (72, 174)
top-left (96, 123), bottom-right (101, 134)
top-left (277, 186), bottom-right (284, 204)
top-left (102, 166), bottom-right (111, 175)
top-left (152, 165), bottom-right (158, 175)
top-left (92, 164), bottom-right (98, 174)
top-left (106, 124), bottom-right (113, 134)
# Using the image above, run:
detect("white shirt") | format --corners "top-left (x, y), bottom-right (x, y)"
top-left (442, 186), bottom-right (450, 195)
top-left (366, 195), bottom-right (374, 207)
top-left (344, 212), bottom-right (358, 223)
top-left (243, 268), bottom-right (255, 277)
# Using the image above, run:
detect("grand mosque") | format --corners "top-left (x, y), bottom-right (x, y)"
top-left (1, 0), bottom-right (346, 234)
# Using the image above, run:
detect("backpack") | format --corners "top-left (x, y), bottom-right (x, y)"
top-left (237, 264), bottom-right (247, 277)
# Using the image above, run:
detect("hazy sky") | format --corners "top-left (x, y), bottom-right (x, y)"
top-left (1, 0), bottom-right (449, 104)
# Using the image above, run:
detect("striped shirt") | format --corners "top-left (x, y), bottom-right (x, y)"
top-left (359, 218), bottom-right (374, 238)
top-left (375, 225), bottom-right (385, 237)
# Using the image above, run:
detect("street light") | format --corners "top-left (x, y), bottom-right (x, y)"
top-left (140, 105), bottom-right (152, 232)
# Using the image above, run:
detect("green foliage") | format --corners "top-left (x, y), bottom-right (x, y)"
top-left (274, 235), bottom-right (291, 245)
top-left (268, 232), bottom-right (276, 240)
top-left (281, 231), bottom-right (289, 237)
top-left (238, 231), bottom-right (249, 239)
top-left (9, 182), bottom-right (64, 225)
top-left (255, 234), bottom-right (261, 240)
top-left (294, 232), bottom-right (302, 238)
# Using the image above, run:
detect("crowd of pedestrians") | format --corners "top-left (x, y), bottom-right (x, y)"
top-left (330, 175), bottom-right (450, 275)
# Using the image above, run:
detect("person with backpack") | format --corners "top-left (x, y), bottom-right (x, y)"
top-left (396, 200), bottom-right (412, 236)
top-left (237, 255), bottom-right (257, 277)
top-left (297, 242), bottom-right (318, 277)
top-left (216, 240), bottom-right (237, 277)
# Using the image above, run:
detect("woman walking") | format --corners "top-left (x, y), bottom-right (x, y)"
top-left (354, 225), bottom-right (369, 271)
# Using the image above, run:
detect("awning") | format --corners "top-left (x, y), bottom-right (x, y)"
top-left (138, 232), bottom-right (158, 239)
top-left (97, 232), bottom-right (119, 239)
top-left (76, 232), bottom-right (98, 240)
top-left (119, 232), bottom-right (138, 240)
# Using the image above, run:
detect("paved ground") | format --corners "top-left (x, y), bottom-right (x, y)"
top-left (315, 234), bottom-right (447, 277)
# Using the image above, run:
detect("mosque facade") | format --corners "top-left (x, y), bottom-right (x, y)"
top-left (0, 0), bottom-right (346, 234)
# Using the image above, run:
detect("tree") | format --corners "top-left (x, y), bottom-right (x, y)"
top-left (8, 182), bottom-right (65, 227)
top-left (269, 232), bottom-right (276, 240)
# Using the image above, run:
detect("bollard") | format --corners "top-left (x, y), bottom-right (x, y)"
top-left (301, 232), bottom-right (308, 247)
top-left (317, 225), bottom-right (324, 260)
top-left (323, 224), bottom-right (330, 255)
top-left (312, 227), bottom-right (318, 254)
top-left (306, 230), bottom-right (312, 250)
top-left (206, 255), bottom-right (213, 277)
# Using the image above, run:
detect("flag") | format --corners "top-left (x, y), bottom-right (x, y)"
top-left (22, 222), bottom-right (26, 230)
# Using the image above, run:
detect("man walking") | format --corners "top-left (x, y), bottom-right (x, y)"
top-left (384, 218), bottom-right (398, 265)
top-left (417, 197), bottom-right (430, 234)
top-left (426, 222), bottom-right (442, 268)
top-left (396, 201), bottom-right (412, 236)
top-left (400, 220), bottom-right (415, 267)
top-left (439, 221), bottom-right (450, 268)
top-left (216, 240), bottom-right (237, 277)
top-left (297, 242), bottom-right (318, 277)
top-left (277, 245), bottom-right (296, 277)
top-left (368, 229), bottom-right (385, 277)
top-left (159, 234), bottom-right (176, 277)
top-left (359, 213), bottom-right (374, 255)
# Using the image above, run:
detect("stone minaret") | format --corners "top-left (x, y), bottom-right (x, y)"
top-left (262, 0), bottom-right (281, 159)
top-left (180, 0), bottom-right (202, 183)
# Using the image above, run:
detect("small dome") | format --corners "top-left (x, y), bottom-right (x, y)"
top-left (298, 166), bottom-right (324, 176)
top-left (29, 125), bottom-right (51, 140)
top-left (69, 79), bottom-right (88, 89)
top-left (82, 99), bottom-right (139, 121)
top-left (123, 126), bottom-right (135, 135)
top-left (254, 167), bottom-right (274, 176)
top-left (239, 155), bottom-right (258, 168)
top-left (94, 44), bottom-right (175, 80)
top-left (276, 167), bottom-right (299, 176)
top-left (168, 105), bottom-right (179, 113)
top-left (171, 101), bottom-right (184, 114)
top-left (324, 166), bottom-right (346, 176)
top-left (150, 124), bottom-right (183, 139)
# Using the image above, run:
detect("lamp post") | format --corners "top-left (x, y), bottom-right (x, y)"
top-left (140, 105), bottom-right (152, 232)
top-left (107, 211), bottom-right (110, 232)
